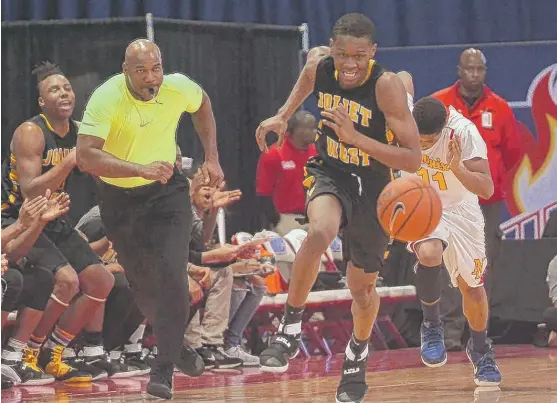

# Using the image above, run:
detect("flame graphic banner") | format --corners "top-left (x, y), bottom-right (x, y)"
top-left (502, 64), bottom-right (557, 238)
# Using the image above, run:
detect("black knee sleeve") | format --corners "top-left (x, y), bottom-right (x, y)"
top-left (414, 263), bottom-right (443, 304)
top-left (1, 268), bottom-right (24, 312)
top-left (20, 266), bottom-right (55, 311)
top-left (543, 306), bottom-right (557, 332)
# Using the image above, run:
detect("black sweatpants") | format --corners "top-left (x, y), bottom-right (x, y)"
top-left (98, 174), bottom-right (192, 367)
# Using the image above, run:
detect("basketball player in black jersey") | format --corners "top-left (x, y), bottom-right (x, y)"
top-left (255, 14), bottom-right (421, 403)
top-left (1, 62), bottom-right (115, 382)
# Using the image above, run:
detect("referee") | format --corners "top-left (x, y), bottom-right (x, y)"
top-left (76, 39), bottom-right (223, 399)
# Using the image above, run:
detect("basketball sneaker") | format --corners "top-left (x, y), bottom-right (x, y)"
top-left (259, 320), bottom-right (301, 373)
top-left (465, 339), bottom-right (501, 386)
top-left (78, 345), bottom-right (142, 378)
top-left (224, 346), bottom-right (260, 367)
top-left (174, 345), bottom-right (205, 376)
top-left (1, 347), bottom-right (54, 386)
top-left (335, 342), bottom-right (369, 403)
top-left (146, 362), bottom-right (174, 400)
top-left (62, 346), bottom-right (108, 381)
top-left (38, 345), bottom-right (92, 383)
top-left (196, 345), bottom-right (242, 369)
top-left (420, 321), bottom-right (447, 367)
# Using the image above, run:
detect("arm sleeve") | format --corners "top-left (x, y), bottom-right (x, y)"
top-left (460, 123), bottom-right (488, 161)
top-left (190, 205), bottom-right (206, 251)
top-left (189, 250), bottom-right (203, 265)
top-left (256, 150), bottom-right (280, 196)
top-left (168, 73), bottom-right (204, 114)
top-left (78, 83), bottom-right (117, 140)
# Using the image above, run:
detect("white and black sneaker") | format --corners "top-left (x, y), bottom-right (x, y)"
top-left (196, 346), bottom-right (242, 370)
top-left (259, 320), bottom-right (301, 373)
top-left (335, 342), bottom-right (369, 403)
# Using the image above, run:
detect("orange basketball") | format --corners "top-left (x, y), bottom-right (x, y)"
top-left (377, 176), bottom-right (442, 242)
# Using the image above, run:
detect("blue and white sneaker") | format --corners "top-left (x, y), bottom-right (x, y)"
top-left (466, 339), bottom-right (501, 386)
top-left (420, 321), bottom-right (447, 367)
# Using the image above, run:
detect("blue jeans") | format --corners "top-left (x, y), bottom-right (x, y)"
top-left (225, 283), bottom-right (266, 348)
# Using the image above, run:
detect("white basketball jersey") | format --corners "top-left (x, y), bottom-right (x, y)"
top-left (402, 106), bottom-right (488, 208)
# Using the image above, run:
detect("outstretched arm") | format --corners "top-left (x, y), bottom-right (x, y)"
top-left (277, 46), bottom-right (330, 121)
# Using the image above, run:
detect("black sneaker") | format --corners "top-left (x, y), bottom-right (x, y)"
top-left (1, 359), bottom-right (55, 386)
top-left (115, 350), bottom-right (150, 376)
top-left (204, 346), bottom-right (242, 369)
top-left (175, 345), bottom-right (205, 376)
top-left (259, 321), bottom-right (301, 373)
top-left (196, 346), bottom-right (216, 369)
top-left (335, 344), bottom-right (369, 403)
top-left (62, 347), bottom-right (108, 381)
top-left (146, 362), bottom-right (173, 400)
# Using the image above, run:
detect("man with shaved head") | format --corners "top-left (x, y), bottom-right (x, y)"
top-left (77, 38), bottom-right (223, 399)
top-left (432, 48), bottom-right (521, 350)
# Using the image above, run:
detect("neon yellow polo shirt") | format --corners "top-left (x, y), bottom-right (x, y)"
top-left (78, 73), bottom-right (202, 188)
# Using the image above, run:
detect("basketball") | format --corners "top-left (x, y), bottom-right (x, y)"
top-left (377, 177), bottom-right (442, 242)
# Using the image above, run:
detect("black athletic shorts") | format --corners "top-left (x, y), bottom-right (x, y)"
top-left (303, 157), bottom-right (390, 273)
top-left (1, 216), bottom-right (101, 274)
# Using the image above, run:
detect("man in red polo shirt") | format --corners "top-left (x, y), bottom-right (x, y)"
top-left (432, 48), bottom-right (522, 350)
top-left (256, 111), bottom-right (317, 235)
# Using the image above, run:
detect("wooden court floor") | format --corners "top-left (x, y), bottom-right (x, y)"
top-left (2, 345), bottom-right (555, 402)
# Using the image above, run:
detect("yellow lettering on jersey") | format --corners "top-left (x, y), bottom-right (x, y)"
top-left (348, 101), bottom-right (359, 123)
top-left (360, 107), bottom-right (372, 127)
top-left (324, 93), bottom-right (333, 110)
top-left (317, 92), bottom-right (373, 127)
top-left (339, 143), bottom-right (349, 164)
top-left (472, 258), bottom-right (486, 280)
top-left (422, 155), bottom-right (450, 171)
top-left (327, 136), bottom-right (372, 167)
top-left (327, 137), bottom-right (339, 159)
top-left (43, 150), bottom-right (52, 166)
top-left (386, 129), bottom-right (394, 143)
top-left (52, 149), bottom-right (62, 166)
top-left (359, 150), bottom-right (370, 167)
top-left (347, 147), bottom-right (359, 165)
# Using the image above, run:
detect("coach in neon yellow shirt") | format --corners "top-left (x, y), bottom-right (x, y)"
top-left (76, 39), bottom-right (223, 399)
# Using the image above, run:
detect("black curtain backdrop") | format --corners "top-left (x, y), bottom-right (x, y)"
top-left (1, 18), bottom-right (301, 233)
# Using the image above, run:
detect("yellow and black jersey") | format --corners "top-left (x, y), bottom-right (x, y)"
top-left (313, 56), bottom-right (391, 180)
top-left (1, 114), bottom-right (78, 219)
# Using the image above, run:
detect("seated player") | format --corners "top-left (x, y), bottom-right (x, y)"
top-left (1, 192), bottom-right (69, 385)
top-left (401, 94), bottom-right (501, 386)
top-left (2, 61), bottom-right (114, 383)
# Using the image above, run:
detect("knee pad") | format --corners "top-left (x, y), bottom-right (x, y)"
top-left (20, 267), bottom-right (55, 311)
top-left (414, 263), bottom-right (442, 304)
top-left (1, 269), bottom-right (24, 312)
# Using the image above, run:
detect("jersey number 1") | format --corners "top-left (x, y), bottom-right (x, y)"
top-left (417, 168), bottom-right (447, 190)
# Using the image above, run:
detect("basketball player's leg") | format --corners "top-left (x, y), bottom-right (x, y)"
top-left (1, 266), bottom-right (56, 385)
top-left (260, 162), bottom-right (347, 373)
top-left (21, 233), bottom-right (92, 382)
top-left (336, 191), bottom-right (389, 403)
top-left (451, 218), bottom-right (501, 386)
top-left (411, 227), bottom-right (450, 368)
